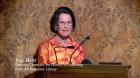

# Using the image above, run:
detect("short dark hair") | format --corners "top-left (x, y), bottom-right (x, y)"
top-left (50, 6), bottom-right (76, 33)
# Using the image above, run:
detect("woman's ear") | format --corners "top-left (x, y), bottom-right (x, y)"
top-left (54, 26), bottom-right (58, 31)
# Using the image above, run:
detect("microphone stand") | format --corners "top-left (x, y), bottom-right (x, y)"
top-left (54, 47), bottom-right (59, 64)
top-left (69, 36), bottom-right (90, 64)
top-left (54, 46), bottom-right (75, 64)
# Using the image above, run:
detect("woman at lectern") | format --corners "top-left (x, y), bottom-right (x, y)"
top-left (37, 6), bottom-right (86, 64)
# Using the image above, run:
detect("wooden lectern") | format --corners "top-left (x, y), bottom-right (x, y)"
top-left (24, 64), bottom-right (130, 78)
top-left (44, 64), bottom-right (130, 78)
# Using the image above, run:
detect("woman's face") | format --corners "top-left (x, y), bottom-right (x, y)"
top-left (56, 13), bottom-right (73, 38)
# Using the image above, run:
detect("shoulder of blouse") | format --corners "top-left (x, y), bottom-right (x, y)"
top-left (38, 36), bottom-right (54, 48)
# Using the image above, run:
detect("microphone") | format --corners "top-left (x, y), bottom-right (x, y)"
top-left (53, 46), bottom-right (75, 64)
top-left (67, 46), bottom-right (75, 49)
top-left (81, 59), bottom-right (92, 64)
top-left (69, 35), bottom-right (90, 64)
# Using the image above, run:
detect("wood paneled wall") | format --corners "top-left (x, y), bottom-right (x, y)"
top-left (0, 0), bottom-right (140, 78)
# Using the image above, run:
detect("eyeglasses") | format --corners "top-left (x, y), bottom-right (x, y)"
top-left (58, 21), bottom-right (73, 26)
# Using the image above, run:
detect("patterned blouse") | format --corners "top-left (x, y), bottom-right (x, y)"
top-left (37, 36), bottom-right (85, 64)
